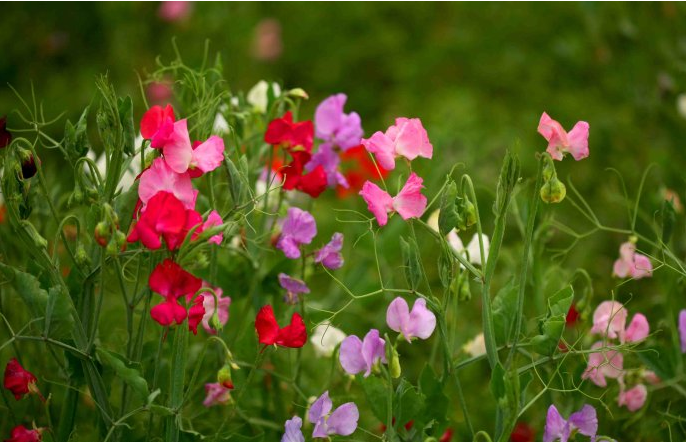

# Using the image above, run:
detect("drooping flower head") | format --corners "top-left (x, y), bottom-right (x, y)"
top-left (148, 259), bottom-right (202, 328)
top-left (339, 329), bottom-right (386, 377)
top-left (308, 391), bottom-right (359, 438)
top-left (543, 404), bottom-right (597, 442)
top-left (314, 93), bottom-right (363, 151)
top-left (617, 383), bottom-right (647, 412)
top-left (612, 241), bottom-right (652, 279)
top-left (362, 117), bottom-right (433, 170)
top-left (581, 341), bottom-right (624, 388)
top-left (278, 273), bottom-right (310, 304)
top-left (314, 232), bottom-right (344, 270)
top-left (265, 111), bottom-right (314, 153)
top-left (360, 172), bottom-right (427, 226)
top-left (200, 286), bottom-right (231, 335)
top-left (537, 112), bottom-right (589, 161)
top-left (276, 208), bottom-right (317, 259)
top-left (203, 382), bottom-right (232, 407)
top-left (3, 358), bottom-right (39, 401)
top-left (281, 416), bottom-right (305, 442)
top-left (255, 305), bottom-right (307, 348)
top-left (310, 323), bottom-right (347, 357)
top-left (4, 425), bottom-right (42, 442)
top-left (386, 297), bottom-right (436, 342)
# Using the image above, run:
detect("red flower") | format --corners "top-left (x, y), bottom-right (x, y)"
top-left (565, 304), bottom-right (580, 327)
top-left (3, 359), bottom-right (39, 401)
top-left (140, 104), bottom-right (175, 140)
top-left (439, 428), bottom-right (453, 442)
top-left (4, 425), bottom-right (42, 442)
top-left (265, 111), bottom-right (313, 153)
top-left (0, 116), bottom-right (11, 149)
top-left (510, 422), bottom-right (535, 442)
top-left (255, 305), bottom-right (306, 348)
top-left (149, 259), bottom-right (202, 328)
top-left (337, 145), bottom-right (389, 198)
top-left (187, 296), bottom-right (206, 335)
top-left (281, 151), bottom-right (328, 198)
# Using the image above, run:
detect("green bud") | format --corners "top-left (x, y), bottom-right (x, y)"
top-left (389, 347), bottom-right (401, 379)
top-left (217, 364), bottom-right (234, 390)
top-left (75, 244), bottom-right (91, 267)
top-left (424, 438), bottom-right (438, 442)
top-left (287, 88), bottom-right (309, 100)
top-left (458, 276), bottom-right (472, 302)
top-left (94, 222), bottom-right (110, 247)
top-left (106, 239), bottom-right (119, 257)
top-left (540, 177), bottom-right (566, 204)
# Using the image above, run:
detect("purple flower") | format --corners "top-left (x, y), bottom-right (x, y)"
top-left (679, 309), bottom-right (686, 353)
top-left (200, 286), bottom-right (231, 334)
top-left (544, 404), bottom-right (598, 442)
top-left (276, 208), bottom-right (317, 259)
top-left (339, 329), bottom-right (386, 377)
top-left (278, 273), bottom-right (310, 304)
top-left (314, 93), bottom-right (363, 151)
top-left (281, 416), bottom-right (305, 442)
top-left (308, 391), bottom-right (359, 438)
top-left (314, 233), bottom-right (344, 270)
top-left (305, 143), bottom-right (348, 188)
top-left (386, 297), bottom-right (436, 342)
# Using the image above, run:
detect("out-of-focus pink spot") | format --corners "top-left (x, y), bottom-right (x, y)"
top-left (158, 1), bottom-right (193, 23)
top-left (252, 18), bottom-right (283, 62)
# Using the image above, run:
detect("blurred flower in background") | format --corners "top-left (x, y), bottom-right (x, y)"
top-left (158, 1), bottom-right (193, 23)
top-left (252, 18), bottom-right (282, 62)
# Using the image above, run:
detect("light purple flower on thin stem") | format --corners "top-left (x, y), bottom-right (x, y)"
top-left (544, 404), bottom-right (597, 442)
top-left (679, 309), bottom-right (686, 353)
top-left (305, 143), bottom-right (348, 188)
top-left (276, 208), bottom-right (317, 259)
top-left (308, 391), bottom-right (359, 438)
top-left (278, 273), bottom-right (310, 304)
top-left (386, 297), bottom-right (436, 342)
top-left (281, 416), bottom-right (305, 442)
top-left (314, 232), bottom-right (344, 270)
top-left (314, 93), bottom-right (363, 151)
top-left (339, 329), bottom-right (386, 377)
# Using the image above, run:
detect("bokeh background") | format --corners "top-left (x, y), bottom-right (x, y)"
top-left (2, 3), bottom-right (686, 441)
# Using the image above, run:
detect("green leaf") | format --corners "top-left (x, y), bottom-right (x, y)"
top-left (64, 106), bottom-right (90, 163)
top-left (530, 285), bottom-right (574, 355)
top-left (492, 278), bottom-right (518, 346)
top-left (393, 378), bottom-right (425, 429)
top-left (114, 180), bottom-right (139, 233)
top-left (438, 180), bottom-right (459, 236)
top-left (489, 362), bottom-right (506, 403)
top-left (226, 155), bottom-right (251, 207)
top-left (400, 236), bottom-right (422, 291)
top-left (118, 96), bottom-right (135, 156)
top-left (359, 375), bottom-right (389, 423)
top-left (96, 348), bottom-right (150, 402)
top-left (418, 365), bottom-right (448, 425)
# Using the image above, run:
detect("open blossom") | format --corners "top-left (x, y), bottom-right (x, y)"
top-left (127, 191), bottom-right (199, 250)
top-left (158, 1), bottom-right (193, 22)
top-left (543, 404), bottom-right (597, 442)
top-left (255, 305), bottom-right (307, 348)
top-left (150, 118), bottom-right (225, 175)
top-left (590, 301), bottom-right (649, 343)
top-left (537, 112), bottom-right (589, 161)
top-left (314, 232), bottom-right (344, 269)
top-left (308, 391), bottom-right (359, 438)
top-left (582, 341), bottom-right (624, 388)
top-left (360, 172), bottom-right (427, 226)
top-left (4, 358), bottom-right (39, 401)
top-left (361, 117), bottom-right (433, 170)
top-left (618, 383), bottom-right (647, 412)
top-left (4, 425), bottom-right (42, 442)
top-left (612, 241), bottom-right (652, 279)
top-left (336, 145), bottom-right (389, 198)
top-left (278, 273), bottom-right (310, 304)
top-left (276, 208), bottom-right (317, 259)
top-left (427, 210), bottom-right (489, 265)
top-left (386, 297), bottom-right (436, 342)
top-left (139, 158), bottom-right (197, 210)
top-left (680, 310), bottom-right (686, 353)
top-left (247, 80), bottom-right (281, 114)
top-left (141, 104), bottom-right (175, 141)
top-left (203, 382), bottom-right (232, 407)
top-left (305, 143), bottom-right (348, 188)
top-left (200, 286), bottom-right (231, 334)
top-left (314, 93), bottom-right (363, 151)
top-left (310, 323), bottom-right (347, 357)
top-left (282, 150), bottom-right (328, 197)
top-left (510, 422), bottom-right (535, 442)
top-left (339, 329), bottom-right (386, 377)
top-left (202, 211), bottom-right (224, 245)
top-left (149, 259), bottom-right (202, 328)
top-left (265, 111), bottom-right (314, 153)
top-left (462, 333), bottom-right (486, 358)
top-left (281, 416), bottom-right (305, 442)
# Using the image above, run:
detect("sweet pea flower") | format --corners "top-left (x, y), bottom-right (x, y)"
top-left (255, 305), bottom-right (307, 348)
top-left (314, 93), bottom-right (363, 151)
top-left (336, 145), bottom-right (390, 198)
top-left (141, 104), bottom-right (175, 141)
top-left (582, 341), bottom-right (624, 388)
top-left (617, 383), bottom-right (647, 412)
top-left (187, 297), bottom-right (206, 335)
top-left (589, 301), bottom-right (627, 341)
top-left (276, 208), bottom-right (317, 259)
top-left (151, 119), bottom-right (225, 175)
top-left (200, 286), bottom-right (231, 334)
top-left (386, 297), bottom-right (436, 342)
top-left (612, 241), bottom-right (653, 279)
top-left (202, 210), bottom-right (224, 245)
top-left (510, 422), bottom-right (535, 442)
top-left (305, 143), bottom-right (348, 188)
top-left (4, 425), bottom-right (42, 442)
top-left (265, 111), bottom-right (314, 153)
top-left (543, 404), bottom-right (597, 442)
top-left (308, 391), bottom-right (359, 438)
top-left (310, 323), bottom-right (347, 357)
top-left (278, 273), bottom-right (310, 304)
top-left (361, 117), bottom-right (433, 170)
top-left (3, 358), bottom-right (40, 401)
top-left (624, 313), bottom-right (650, 343)
top-left (247, 81), bottom-right (281, 114)
top-left (360, 172), bottom-right (427, 226)
top-left (426, 210), bottom-right (489, 265)
top-left (537, 112), bottom-right (589, 161)
top-left (203, 382), bottom-right (232, 407)
top-left (148, 259), bottom-right (202, 328)
top-left (339, 329), bottom-right (386, 377)
top-left (127, 191), bottom-right (199, 250)
top-left (281, 416), bottom-right (305, 442)
top-left (138, 158), bottom-right (197, 210)
top-left (158, 1), bottom-right (192, 22)
top-left (680, 310), bottom-right (686, 353)
top-left (314, 232), bottom-right (344, 269)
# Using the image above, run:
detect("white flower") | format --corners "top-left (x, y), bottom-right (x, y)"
top-left (462, 333), bottom-right (486, 358)
top-left (426, 210), bottom-right (488, 266)
top-left (247, 80), bottom-right (281, 114)
top-left (310, 322), bottom-right (347, 357)
top-left (213, 104), bottom-right (230, 135)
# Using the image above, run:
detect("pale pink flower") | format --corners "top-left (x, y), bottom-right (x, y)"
top-left (617, 384), bottom-right (647, 412)
top-left (624, 313), bottom-right (650, 343)
top-left (154, 119), bottom-right (224, 175)
top-left (589, 301), bottom-right (627, 341)
top-left (359, 172), bottom-right (427, 226)
top-left (537, 112), bottom-right (589, 161)
top-left (202, 211), bottom-right (223, 245)
top-left (158, 1), bottom-right (192, 23)
top-left (361, 117), bottom-right (433, 170)
top-left (138, 158), bottom-right (197, 210)
top-left (612, 241), bottom-right (653, 279)
top-left (386, 297), bottom-right (436, 342)
top-left (581, 341), bottom-right (624, 388)
top-left (200, 286), bottom-right (231, 335)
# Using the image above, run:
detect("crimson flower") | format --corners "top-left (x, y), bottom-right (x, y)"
top-left (337, 145), bottom-right (389, 198)
top-left (264, 111), bottom-right (313, 153)
top-left (3, 358), bottom-right (39, 401)
top-left (510, 422), bottom-right (535, 442)
top-left (255, 305), bottom-right (306, 348)
top-left (148, 259), bottom-right (203, 329)
top-left (4, 425), bottom-right (42, 442)
top-left (140, 104), bottom-right (175, 144)
top-left (565, 304), bottom-right (579, 328)
top-left (281, 151), bottom-right (328, 198)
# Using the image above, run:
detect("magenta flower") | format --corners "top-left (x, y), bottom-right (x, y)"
top-left (158, 1), bottom-right (193, 22)
top-left (203, 382), bottom-right (231, 407)
top-left (139, 158), bottom-right (197, 210)
top-left (202, 210), bottom-right (224, 245)
top-left (339, 329), bottom-right (386, 377)
top-left (537, 112), bottom-right (589, 161)
top-left (276, 208), bottom-right (317, 259)
top-left (581, 341), bottom-right (624, 388)
top-left (361, 117), bottom-right (433, 170)
top-left (360, 172), bottom-right (427, 226)
top-left (314, 233), bottom-right (344, 269)
top-left (200, 286), bottom-right (231, 334)
top-left (308, 391), bottom-right (359, 438)
top-left (386, 297), bottom-right (436, 342)
top-left (314, 93), bottom-right (363, 151)
top-left (680, 310), bottom-right (686, 353)
top-left (618, 383), bottom-right (647, 412)
top-left (278, 273), bottom-right (310, 304)
top-left (543, 404), bottom-right (597, 442)
top-left (612, 241), bottom-right (652, 279)
top-left (281, 416), bottom-right (305, 442)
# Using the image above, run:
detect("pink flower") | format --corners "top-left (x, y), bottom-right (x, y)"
top-left (679, 309), bottom-right (686, 353)
top-left (314, 93), bottom-right (363, 151)
top-left (624, 313), bottom-right (650, 343)
top-left (618, 384), bottom-right (647, 412)
top-left (203, 382), bottom-right (232, 407)
top-left (581, 341), bottom-right (624, 387)
top-left (187, 296), bottom-right (206, 335)
top-left (386, 297), bottom-right (436, 342)
top-left (140, 104), bottom-right (175, 140)
top-left (3, 359), bottom-right (39, 401)
top-left (153, 119), bottom-right (225, 175)
top-left (127, 191), bottom-right (197, 250)
top-left (276, 208), bottom-right (317, 259)
top-left (537, 112), bottom-right (589, 161)
top-left (612, 241), bottom-right (653, 279)
top-left (202, 210), bottom-right (223, 245)
top-left (158, 1), bottom-right (193, 23)
top-left (589, 301), bottom-right (627, 341)
top-left (4, 425), bottom-right (42, 442)
top-left (361, 117), bottom-right (433, 170)
top-left (314, 233), bottom-right (344, 270)
top-left (138, 158), bottom-right (197, 210)
top-left (200, 287), bottom-right (231, 334)
top-left (339, 329), bottom-right (386, 377)
top-left (359, 172), bottom-right (427, 226)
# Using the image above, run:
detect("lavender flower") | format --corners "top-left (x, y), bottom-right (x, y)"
top-left (314, 232), bottom-right (344, 270)
top-left (281, 416), bottom-right (305, 442)
top-left (386, 297), bottom-right (436, 342)
top-left (544, 404), bottom-right (597, 442)
top-left (308, 391), bottom-right (359, 438)
top-left (314, 93), bottom-right (363, 151)
top-left (278, 273), bottom-right (310, 304)
top-left (339, 329), bottom-right (386, 377)
top-left (276, 208), bottom-right (317, 259)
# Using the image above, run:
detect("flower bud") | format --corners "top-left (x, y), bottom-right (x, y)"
top-left (540, 177), bottom-right (566, 204)
top-left (217, 364), bottom-right (234, 390)
top-left (389, 347), bottom-right (401, 379)
top-left (287, 88), bottom-right (309, 100)
top-left (75, 244), bottom-right (91, 267)
top-left (94, 222), bottom-right (110, 247)
top-left (20, 154), bottom-right (38, 179)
